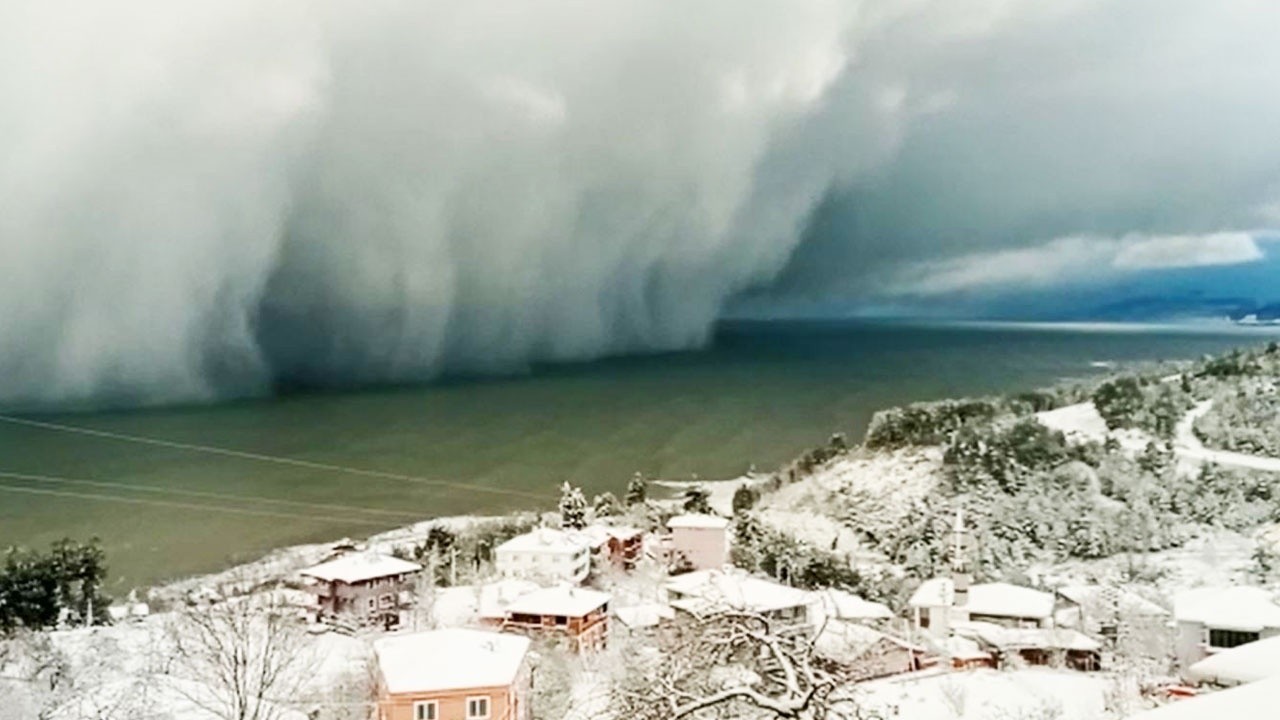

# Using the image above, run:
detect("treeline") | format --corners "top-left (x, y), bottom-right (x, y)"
top-left (730, 513), bottom-right (900, 603)
top-left (0, 538), bottom-right (109, 633)
top-left (1192, 344), bottom-right (1280, 456)
top-left (864, 386), bottom-right (1091, 451)
top-left (875, 416), bottom-right (1280, 580)
top-left (392, 516), bottom-right (537, 587)
top-left (1092, 376), bottom-right (1194, 438)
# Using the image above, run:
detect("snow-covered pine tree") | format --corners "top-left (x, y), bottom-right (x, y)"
top-left (625, 472), bottom-right (648, 506)
top-left (558, 482), bottom-right (588, 530)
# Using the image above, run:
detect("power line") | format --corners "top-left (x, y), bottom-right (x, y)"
top-left (0, 470), bottom-right (425, 521)
top-left (0, 482), bottom-right (394, 526)
top-left (0, 413), bottom-right (554, 502)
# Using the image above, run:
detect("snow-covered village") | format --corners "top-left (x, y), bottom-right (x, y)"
top-left (5, 344), bottom-right (1280, 719)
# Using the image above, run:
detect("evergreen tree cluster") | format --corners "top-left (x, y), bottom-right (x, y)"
top-left (1092, 376), bottom-right (1194, 438)
top-left (731, 514), bottom-right (894, 602)
top-left (0, 538), bottom-right (110, 633)
top-left (399, 516), bottom-right (536, 586)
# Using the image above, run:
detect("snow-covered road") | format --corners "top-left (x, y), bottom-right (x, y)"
top-left (1173, 400), bottom-right (1280, 473)
top-left (1037, 400), bottom-right (1280, 473)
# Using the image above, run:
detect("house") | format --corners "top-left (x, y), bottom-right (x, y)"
top-left (300, 552), bottom-right (422, 629)
top-left (1173, 586), bottom-right (1280, 670)
top-left (494, 529), bottom-right (592, 584)
top-left (1055, 584), bottom-right (1169, 634)
top-left (613, 603), bottom-right (677, 637)
top-left (909, 578), bottom-right (1055, 637)
top-left (665, 568), bottom-right (817, 634)
top-left (930, 635), bottom-right (996, 670)
top-left (489, 585), bottom-right (611, 652)
top-left (1123, 675), bottom-right (1280, 720)
top-left (574, 525), bottom-right (645, 570)
top-left (815, 620), bottom-right (924, 680)
top-left (477, 579), bottom-right (543, 622)
top-left (374, 628), bottom-right (531, 720)
top-left (821, 589), bottom-right (894, 623)
top-left (666, 514), bottom-right (730, 570)
top-left (1185, 634), bottom-right (1280, 687)
top-left (955, 621), bottom-right (1102, 671)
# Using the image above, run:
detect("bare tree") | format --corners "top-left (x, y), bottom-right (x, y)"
top-left (612, 612), bottom-right (857, 720)
top-left (167, 598), bottom-right (315, 720)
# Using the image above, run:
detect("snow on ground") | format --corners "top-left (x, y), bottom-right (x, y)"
top-left (154, 513), bottom-right (536, 606)
top-left (1036, 402), bottom-right (1150, 453)
top-left (1042, 529), bottom-right (1257, 597)
top-left (655, 475), bottom-right (761, 516)
top-left (757, 448), bottom-right (943, 558)
top-left (1174, 401), bottom-right (1280, 472)
top-left (1037, 401), bottom-right (1280, 473)
top-left (853, 668), bottom-right (1111, 720)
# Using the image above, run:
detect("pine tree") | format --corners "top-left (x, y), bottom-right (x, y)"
top-left (681, 485), bottom-right (712, 515)
top-left (593, 492), bottom-right (623, 518)
top-left (625, 472), bottom-right (648, 506)
top-left (731, 484), bottom-right (759, 515)
top-left (558, 482), bottom-right (588, 530)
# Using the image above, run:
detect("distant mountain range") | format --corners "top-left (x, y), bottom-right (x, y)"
top-left (1084, 295), bottom-right (1280, 323)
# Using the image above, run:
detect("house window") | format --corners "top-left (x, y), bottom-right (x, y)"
top-left (466, 695), bottom-right (490, 719)
top-left (367, 597), bottom-right (376, 612)
top-left (413, 700), bottom-right (438, 720)
top-left (379, 594), bottom-right (394, 608)
top-left (1208, 628), bottom-right (1260, 649)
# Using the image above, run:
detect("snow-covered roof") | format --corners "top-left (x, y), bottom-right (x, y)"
top-left (300, 552), bottom-right (421, 584)
top-left (1187, 635), bottom-right (1280, 686)
top-left (1057, 584), bottom-right (1169, 617)
top-left (598, 524), bottom-right (643, 540)
top-left (909, 578), bottom-right (956, 608)
top-left (374, 629), bottom-right (530, 694)
top-left (503, 585), bottom-right (611, 618)
top-left (614, 603), bottom-right (676, 629)
top-left (940, 635), bottom-right (992, 661)
top-left (665, 569), bottom-right (815, 614)
top-left (667, 513), bottom-right (730, 530)
top-left (957, 621), bottom-right (1101, 653)
top-left (823, 589), bottom-right (894, 620)
top-left (567, 524), bottom-right (641, 549)
top-left (1124, 675), bottom-right (1280, 719)
top-left (496, 528), bottom-right (592, 555)
top-left (1174, 586), bottom-right (1280, 631)
top-left (477, 578), bottom-right (542, 619)
top-left (908, 578), bottom-right (1054, 620)
top-left (106, 602), bottom-right (150, 621)
top-left (815, 620), bottom-right (921, 664)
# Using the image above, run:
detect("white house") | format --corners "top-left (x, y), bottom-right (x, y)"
top-left (1173, 586), bottom-right (1280, 670)
top-left (1186, 634), bottom-right (1280, 686)
top-left (1054, 583), bottom-right (1169, 632)
top-left (494, 529), bottom-right (592, 584)
top-left (666, 513), bottom-right (730, 570)
top-left (821, 589), bottom-right (894, 622)
top-left (909, 578), bottom-right (1055, 638)
top-left (665, 568), bottom-right (817, 633)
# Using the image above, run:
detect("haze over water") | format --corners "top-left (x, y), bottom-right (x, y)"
top-left (1, 320), bottom-right (1275, 589)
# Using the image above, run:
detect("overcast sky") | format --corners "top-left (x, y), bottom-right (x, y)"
top-left (2, 0), bottom-right (1279, 405)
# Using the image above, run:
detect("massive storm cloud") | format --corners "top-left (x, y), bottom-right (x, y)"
top-left (2, 0), bottom-right (1278, 406)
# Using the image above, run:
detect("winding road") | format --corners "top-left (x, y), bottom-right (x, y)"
top-left (1037, 399), bottom-right (1280, 473)
top-left (1173, 401), bottom-right (1280, 473)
